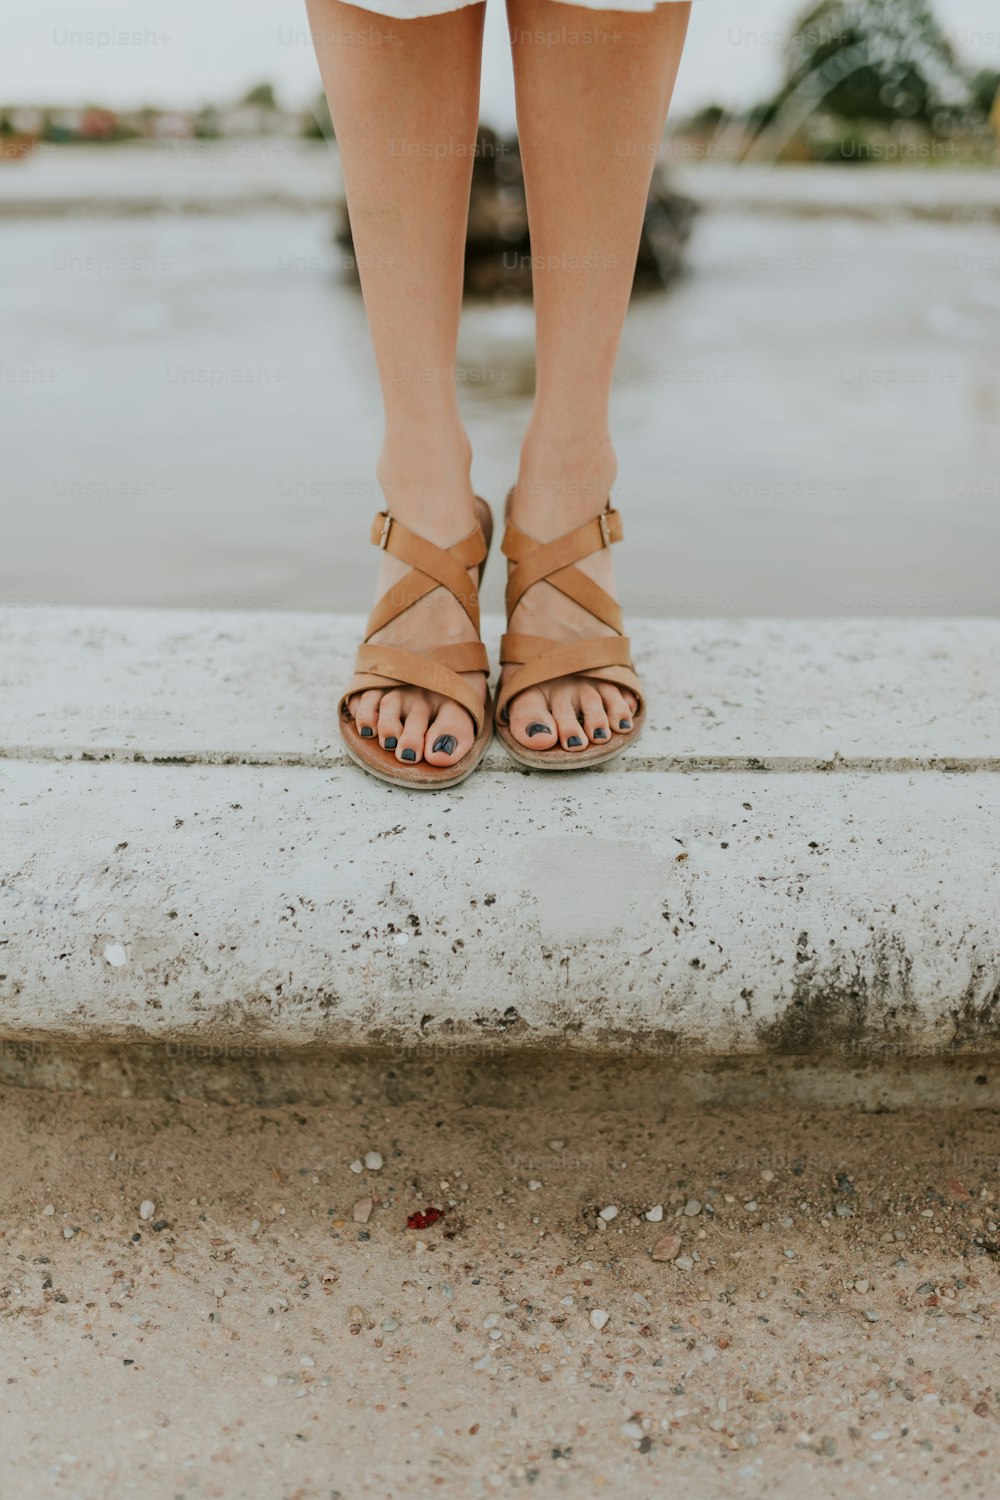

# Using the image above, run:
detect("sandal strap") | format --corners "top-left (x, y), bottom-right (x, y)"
top-left (364, 511), bottom-right (487, 639)
top-left (502, 508), bottom-right (624, 631)
top-left (343, 640), bottom-right (489, 734)
top-left (496, 632), bottom-right (640, 720)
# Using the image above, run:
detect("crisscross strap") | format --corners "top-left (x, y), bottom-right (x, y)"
top-left (496, 505), bottom-right (642, 723)
top-left (340, 511), bottom-right (490, 736)
top-left (364, 511), bottom-right (487, 637)
top-left (503, 508), bottom-right (624, 632)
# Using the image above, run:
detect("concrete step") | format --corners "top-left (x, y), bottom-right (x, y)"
top-left (1, 607), bottom-right (998, 1060)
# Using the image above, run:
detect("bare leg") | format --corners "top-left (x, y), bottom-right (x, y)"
top-left (503, 0), bottom-right (690, 751)
top-left (307, 0), bottom-right (487, 767)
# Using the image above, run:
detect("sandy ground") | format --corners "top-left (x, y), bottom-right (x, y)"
top-left (1, 1085), bottom-right (999, 1499)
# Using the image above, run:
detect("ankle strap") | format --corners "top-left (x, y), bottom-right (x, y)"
top-left (501, 506), bottom-right (622, 564)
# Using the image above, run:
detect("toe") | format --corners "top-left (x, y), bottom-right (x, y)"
top-left (354, 689), bottom-right (382, 739)
top-left (507, 687), bottom-right (558, 751)
top-left (579, 683), bottom-right (611, 744)
top-left (424, 699), bottom-right (475, 767)
top-left (599, 683), bottom-right (635, 734)
top-left (551, 685), bottom-right (586, 751)
top-left (396, 696), bottom-right (430, 764)
top-left (377, 691), bottom-right (404, 752)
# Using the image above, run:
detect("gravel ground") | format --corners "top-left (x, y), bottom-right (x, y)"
top-left (1, 1085), bottom-right (999, 1498)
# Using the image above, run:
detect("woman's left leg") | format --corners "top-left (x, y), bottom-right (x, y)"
top-left (502, 0), bottom-right (691, 752)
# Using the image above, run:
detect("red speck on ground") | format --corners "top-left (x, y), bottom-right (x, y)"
top-left (406, 1207), bottom-right (445, 1231)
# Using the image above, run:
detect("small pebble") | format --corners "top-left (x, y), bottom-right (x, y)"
top-left (63, 1227), bottom-right (76, 1239)
top-left (528, 1181), bottom-right (542, 1192)
top-left (364, 1151), bottom-right (384, 1171)
top-left (353, 1198), bottom-right (373, 1224)
top-left (683, 1199), bottom-right (702, 1217)
top-left (589, 1309), bottom-right (610, 1331)
top-left (42, 1204), bottom-right (55, 1217)
top-left (548, 1140), bottom-right (565, 1153)
top-left (864, 1310), bottom-right (880, 1323)
top-left (675, 1255), bottom-right (695, 1272)
top-left (599, 1205), bottom-right (618, 1222)
top-left (139, 1201), bottom-right (155, 1221)
top-left (761, 1170), bottom-right (775, 1183)
top-left (349, 1160), bottom-right (363, 1175)
top-left (651, 1234), bottom-right (683, 1263)
top-left (645, 1205), bottom-right (664, 1223)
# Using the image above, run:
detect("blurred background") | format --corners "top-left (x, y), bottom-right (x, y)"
top-left (1, 0), bottom-right (998, 616)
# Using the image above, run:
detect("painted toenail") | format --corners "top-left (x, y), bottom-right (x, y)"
top-left (384, 736), bottom-right (397, 750)
top-left (619, 719), bottom-right (632, 730)
top-left (360, 725), bottom-right (374, 738)
top-left (593, 728), bottom-right (608, 739)
top-left (401, 748), bottom-right (416, 761)
top-left (567, 736), bottom-right (583, 747)
top-left (433, 735), bottom-right (457, 756)
top-left (527, 723), bottom-right (551, 737)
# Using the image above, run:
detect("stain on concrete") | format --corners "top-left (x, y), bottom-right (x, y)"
top-left (950, 967), bottom-right (1000, 1048)
top-left (755, 929), bottom-right (920, 1055)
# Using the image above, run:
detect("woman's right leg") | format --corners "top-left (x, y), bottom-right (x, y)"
top-left (307, 0), bottom-right (488, 767)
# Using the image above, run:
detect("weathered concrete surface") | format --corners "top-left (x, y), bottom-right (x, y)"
top-left (2, 761), bottom-right (998, 1056)
top-left (2, 607), bottom-right (999, 771)
top-left (1, 608), bottom-right (998, 1059)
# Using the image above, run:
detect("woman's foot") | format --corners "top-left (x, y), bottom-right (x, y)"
top-left (345, 431), bottom-right (488, 769)
top-left (501, 438), bottom-right (639, 754)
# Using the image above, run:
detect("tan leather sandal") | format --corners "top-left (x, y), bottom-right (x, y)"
top-left (495, 498), bottom-right (644, 770)
top-left (339, 496), bottom-right (494, 789)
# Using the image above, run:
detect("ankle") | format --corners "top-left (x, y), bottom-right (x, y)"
top-left (511, 429), bottom-right (618, 540)
top-left (376, 421), bottom-right (476, 544)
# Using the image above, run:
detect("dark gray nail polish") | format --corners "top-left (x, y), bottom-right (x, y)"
top-left (593, 728), bottom-right (608, 739)
top-left (433, 735), bottom-right (457, 756)
top-left (401, 748), bottom-right (416, 761)
top-left (567, 736), bottom-right (583, 747)
top-left (360, 725), bottom-right (374, 738)
top-left (619, 719), bottom-right (632, 730)
top-left (384, 736), bottom-right (397, 750)
top-left (527, 723), bottom-right (551, 738)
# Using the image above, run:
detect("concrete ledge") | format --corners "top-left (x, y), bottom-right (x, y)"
top-left (2, 607), bottom-right (999, 771)
top-left (1, 608), bottom-right (998, 1059)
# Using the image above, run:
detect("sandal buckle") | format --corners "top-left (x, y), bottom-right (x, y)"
top-left (378, 513), bottom-right (392, 549)
top-left (598, 511), bottom-right (611, 548)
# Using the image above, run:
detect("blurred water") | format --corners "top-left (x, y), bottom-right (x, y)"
top-left (1, 144), bottom-right (998, 615)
